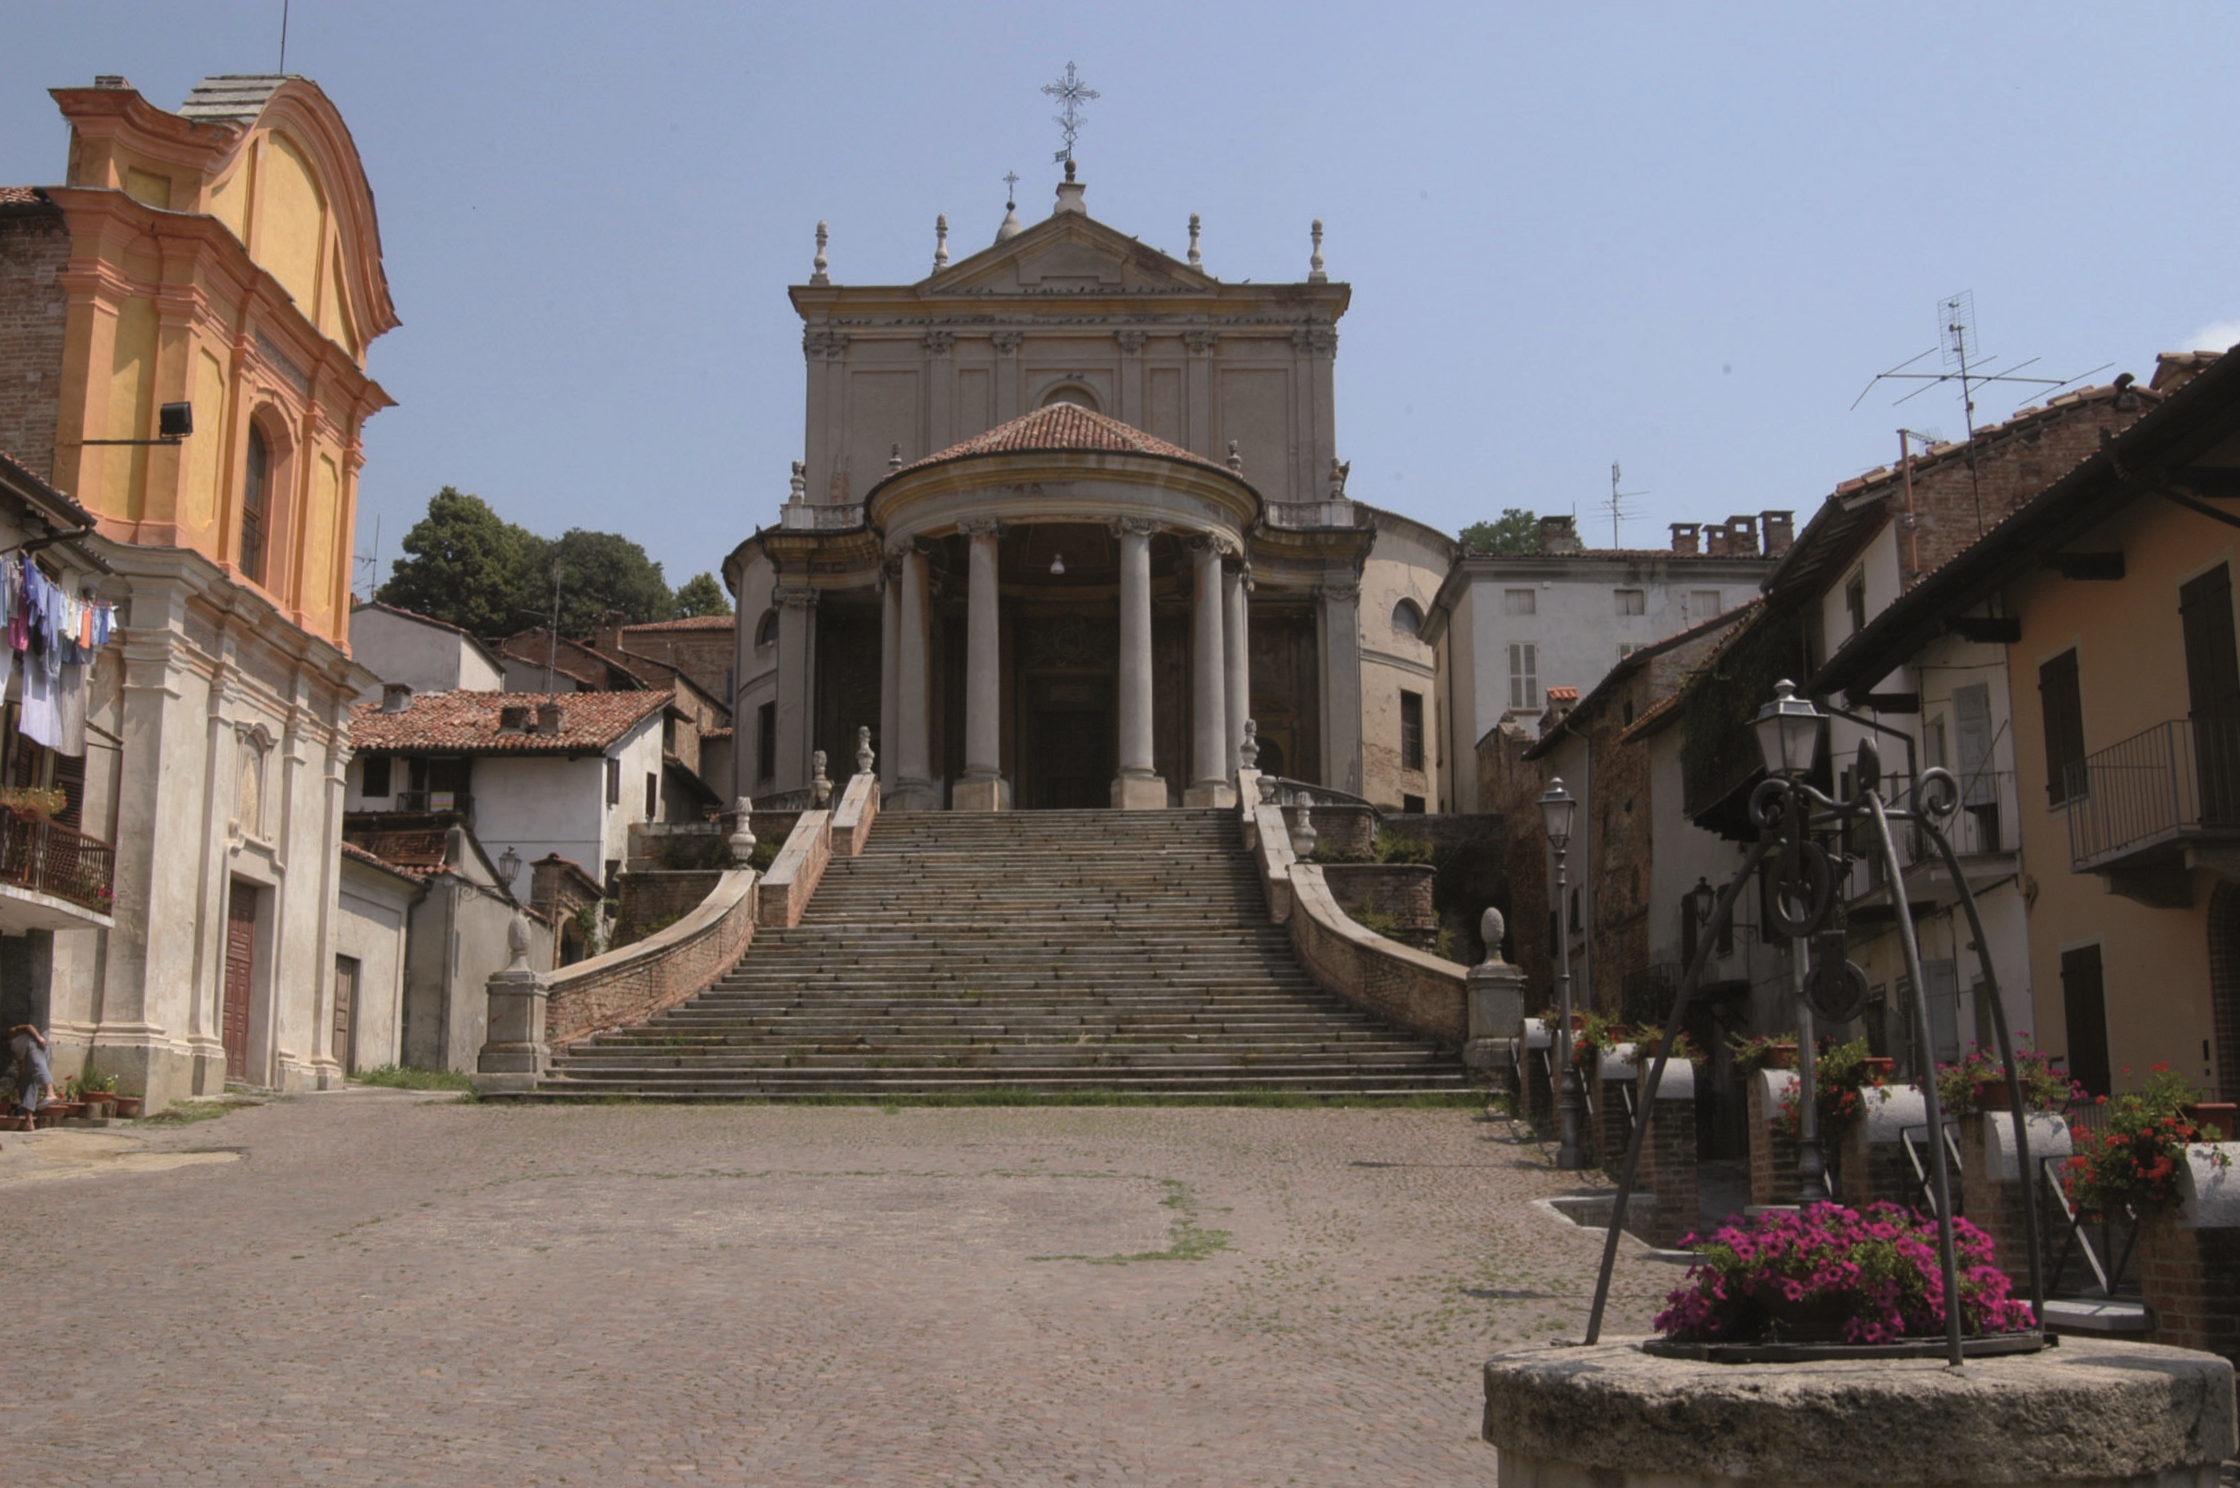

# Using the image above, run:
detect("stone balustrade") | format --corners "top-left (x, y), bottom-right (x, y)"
top-left (757, 808), bottom-right (833, 929)
top-left (539, 867), bottom-right (760, 1052)
top-left (830, 770), bottom-right (880, 855)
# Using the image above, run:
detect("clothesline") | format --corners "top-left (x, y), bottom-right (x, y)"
top-left (7, 554), bottom-right (115, 757)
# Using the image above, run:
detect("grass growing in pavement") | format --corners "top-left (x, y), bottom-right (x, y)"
top-left (138, 1096), bottom-right (264, 1125)
top-left (1032, 1178), bottom-right (1233, 1264)
top-left (353, 1064), bottom-right (476, 1091)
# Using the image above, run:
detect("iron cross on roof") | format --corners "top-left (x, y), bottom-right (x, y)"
top-left (1042, 61), bottom-right (1099, 178)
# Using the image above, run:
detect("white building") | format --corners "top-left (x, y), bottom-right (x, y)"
top-left (348, 601), bottom-right (505, 702)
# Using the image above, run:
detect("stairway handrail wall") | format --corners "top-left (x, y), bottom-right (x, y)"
top-left (1242, 765), bottom-right (1468, 1045)
top-left (543, 866), bottom-right (760, 1048)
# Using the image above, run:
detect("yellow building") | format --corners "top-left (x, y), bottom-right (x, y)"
top-left (0, 74), bottom-right (396, 1102)
top-left (1818, 351), bottom-right (2240, 1099)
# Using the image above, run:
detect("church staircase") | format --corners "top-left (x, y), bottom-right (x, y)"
top-left (536, 808), bottom-right (1465, 1099)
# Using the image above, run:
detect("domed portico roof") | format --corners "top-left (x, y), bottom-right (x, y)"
top-left (865, 404), bottom-right (1260, 546)
top-left (888, 403), bottom-right (1228, 483)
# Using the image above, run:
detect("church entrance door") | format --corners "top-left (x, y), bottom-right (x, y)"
top-left (1021, 674), bottom-right (1114, 809)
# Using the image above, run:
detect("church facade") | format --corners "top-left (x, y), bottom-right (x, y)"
top-left (725, 172), bottom-right (1433, 812)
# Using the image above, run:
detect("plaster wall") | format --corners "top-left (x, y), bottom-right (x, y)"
top-left (348, 607), bottom-right (503, 699)
top-left (1818, 521), bottom-right (1906, 670)
top-left (472, 748), bottom-right (623, 899)
top-left (732, 551), bottom-right (780, 794)
top-left (1358, 517), bottom-right (1448, 812)
top-left (2009, 496), bottom-right (2232, 1096)
top-left (334, 859), bottom-right (413, 1071)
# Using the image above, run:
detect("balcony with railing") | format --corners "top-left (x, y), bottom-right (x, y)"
top-left (2065, 718), bottom-right (2240, 877)
top-left (0, 814), bottom-right (116, 929)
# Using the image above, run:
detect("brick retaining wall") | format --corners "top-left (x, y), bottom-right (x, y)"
top-left (545, 869), bottom-right (757, 1046)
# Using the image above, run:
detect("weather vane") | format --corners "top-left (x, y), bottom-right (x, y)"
top-left (1042, 61), bottom-right (1099, 178)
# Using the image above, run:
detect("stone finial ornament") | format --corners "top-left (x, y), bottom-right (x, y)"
top-left (1329, 458), bottom-right (1351, 499)
top-left (933, 212), bottom-right (949, 270)
top-left (855, 725), bottom-right (875, 776)
top-left (811, 220), bottom-right (829, 285)
top-left (727, 797), bottom-right (757, 864)
top-left (1309, 218), bottom-right (1326, 282)
top-left (1239, 718), bottom-right (1260, 771)
top-left (1188, 212), bottom-right (1203, 269)
top-left (1479, 907), bottom-right (1508, 966)
top-left (787, 460), bottom-right (807, 503)
top-left (1289, 800), bottom-right (1318, 859)
top-left (1257, 774), bottom-right (1279, 806)
top-left (811, 750), bottom-right (831, 805)
top-left (504, 906), bottom-right (532, 972)
top-left (1227, 440), bottom-right (1243, 474)
top-left (888, 442), bottom-right (903, 473)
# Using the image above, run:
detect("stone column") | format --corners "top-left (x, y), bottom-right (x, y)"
top-left (1223, 560), bottom-right (1250, 780)
top-left (954, 518), bottom-right (1008, 811)
top-left (772, 583), bottom-right (819, 792)
top-left (892, 543), bottom-right (937, 811)
top-left (1185, 536), bottom-right (1235, 808)
top-left (1110, 517), bottom-right (1166, 809)
top-left (1316, 579), bottom-right (1364, 796)
top-left (878, 558), bottom-right (900, 792)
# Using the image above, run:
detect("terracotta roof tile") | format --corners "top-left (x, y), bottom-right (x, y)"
top-left (0, 186), bottom-right (50, 207)
top-left (1545, 686), bottom-right (1580, 703)
top-left (890, 404), bottom-right (1229, 481)
top-left (340, 839), bottom-right (426, 885)
top-left (349, 690), bottom-right (669, 755)
top-left (342, 831), bottom-right (449, 880)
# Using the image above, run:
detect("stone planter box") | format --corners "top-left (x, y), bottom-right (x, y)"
top-left (1629, 1057), bottom-right (1702, 1249)
top-left (1746, 1068), bottom-right (1799, 1207)
top-left (1484, 1336), bottom-right (2237, 1488)
top-left (2139, 1143), bottom-right (2240, 1367)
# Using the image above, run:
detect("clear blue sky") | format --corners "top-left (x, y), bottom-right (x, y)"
top-left (7, 2), bottom-right (2236, 591)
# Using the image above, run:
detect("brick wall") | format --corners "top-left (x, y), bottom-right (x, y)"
top-left (1747, 1069), bottom-right (1801, 1206)
top-left (1284, 865), bottom-right (1466, 1045)
top-left (2139, 1216), bottom-right (2240, 1366)
top-left (620, 624), bottom-right (735, 702)
top-left (1321, 863), bottom-right (1438, 949)
top-left (615, 870), bottom-right (725, 946)
top-left (1632, 1063), bottom-right (1701, 1248)
top-left (545, 870), bottom-right (757, 1046)
top-left (0, 204), bottom-right (69, 480)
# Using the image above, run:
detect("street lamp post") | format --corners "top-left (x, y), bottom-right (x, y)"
top-left (1540, 777), bottom-right (1584, 1171)
top-left (1752, 679), bottom-right (1831, 1204)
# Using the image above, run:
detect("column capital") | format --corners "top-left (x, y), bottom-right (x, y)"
top-left (1109, 516), bottom-right (1159, 540)
top-left (1314, 580), bottom-right (1361, 603)
top-left (1115, 329), bottom-right (1149, 354)
top-left (1183, 328), bottom-right (1220, 356)
top-left (922, 329), bottom-right (956, 355)
top-left (1185, 532), bottom-right (1239, 559)
top-left (991, 330), bottom-right (1025, 355)
top-left (957, 516), bottom-right (1002, 539)
top-left (773, 584), bottom-right (821, 610)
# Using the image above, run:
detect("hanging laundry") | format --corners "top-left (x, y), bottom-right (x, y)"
top-left (20, 640), bottom-right (57, 748)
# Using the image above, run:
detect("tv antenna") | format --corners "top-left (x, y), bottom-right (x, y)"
top-left (1606, 461), bottom-right (1648, 548)
top-left (352, 513), bottom-right (381, 601)
top-left (1852, 292), bottom-right (2110, 442)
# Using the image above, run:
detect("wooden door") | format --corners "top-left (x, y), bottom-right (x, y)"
top-left (222, 884), bottom-right (256, 1081)
top-left (332, 955), bottom-right (359, 1076)
top-left (2060, 944), bottom-right (2111, 1098)
top-left (2181, 564), bottom-right (2240, 824)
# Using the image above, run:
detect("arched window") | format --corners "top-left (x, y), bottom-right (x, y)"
top-left (241, 425), bottom-right (270, 584)
top-left (754, 608), bottom-right (779, 648)
top-left (1039, 383), bottom-right (1099, 413)
top-left (1391, 598), bottom-right (1423, 638)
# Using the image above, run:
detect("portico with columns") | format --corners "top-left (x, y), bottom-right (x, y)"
top-left (726, 168), bottom-right (1383, 811)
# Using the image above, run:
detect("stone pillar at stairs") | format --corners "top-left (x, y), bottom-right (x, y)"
top-left (954, 518), bottom-right (1008, 811)
top-left (1223, 559), bottom-right (1250, 784)
top-left (473, 909), bottom-right (549, 1096)
top-left (1185, 535), bottom-right (1235, 808)
top-left (1111, 517), bottom-right (1165, 809)
top-left (1463, 908), bottom-right (1522, 1078)
top-left (891, 543), bottom-right (938, 811)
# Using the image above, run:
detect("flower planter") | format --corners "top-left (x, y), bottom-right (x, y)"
top-left (1750, 1280), bottom-right (1857, 1344)
top-left (1973, 1076), bottom-right (2011, 1112)
top-left (112, 1095), bottom-right (142, 1118)
top-left (2183, 1103), bottom-right (2235, 1141)
top-left (1768, 1042), bottom-right (1798, 1070)
top-left (1862, 1056), bottom-right (1895, 1080)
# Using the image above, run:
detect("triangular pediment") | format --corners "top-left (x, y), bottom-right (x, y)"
top-left (927, 210), bottom-right (1216, 295)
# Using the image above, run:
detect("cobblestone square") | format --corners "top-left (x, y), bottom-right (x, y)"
top-left (1, 1091), bottom-right (1675, 1485)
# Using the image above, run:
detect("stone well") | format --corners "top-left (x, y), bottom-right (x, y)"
top-left (1483, 1337), bottom-right (2236, 1488)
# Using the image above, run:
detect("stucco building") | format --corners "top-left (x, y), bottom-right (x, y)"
top-left (0, 73), bottom-right (394, 1104)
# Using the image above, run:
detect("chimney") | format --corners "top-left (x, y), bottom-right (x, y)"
top-left (1726, 515), bottom-right (1759, 555)
top-left (498, 704), bottom-right (531, 733)
top-left (1704, 523), bottom-right (1732, 558)
top-left (1537, 514), bottom-right (1582, 554)
top-left (1760, 511), bottom-right (1795, 558)
top-left (93, 75), bottom-right (130, 89)
top-left (593, 609), bottom-right (628, 655)
top-left (536, 701), bottom-right (566, 735)
top-left (380, 683), bottom-right (413, 714)
top-left (1669, 522), bottom-right (1701, 556)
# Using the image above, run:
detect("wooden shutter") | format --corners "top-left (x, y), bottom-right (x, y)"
top-left (2060, 944), bottom-right (2111, 1097)
top-left (2179, 563), bottom-right (2240, 824)
top-left (2038, 651), bottom-right (2085, 805)
top-left (1952, 683), bottom-right (1995, 806)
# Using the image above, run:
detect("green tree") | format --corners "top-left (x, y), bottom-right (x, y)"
top-left (671, 571), bottom-right (733, 618)
top-left (516, 528), bottom-right (672, 637)
top-left (375, 487), bottom-right (536, 636)
top-left (1459, 508), bottom-right (1541, 554)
